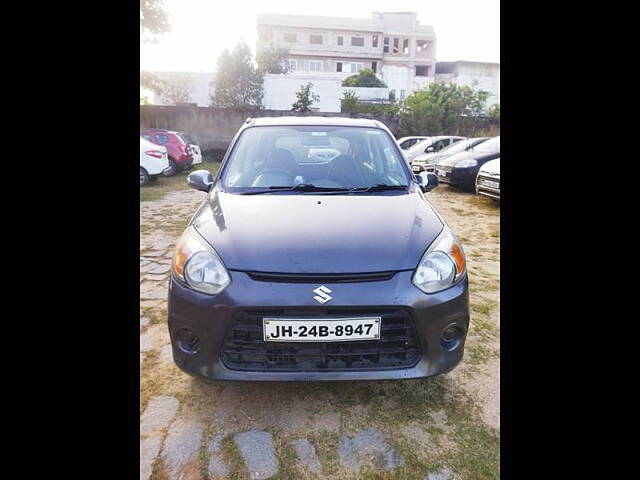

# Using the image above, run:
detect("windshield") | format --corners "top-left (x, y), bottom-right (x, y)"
top-left (474, 136), bottom-right (500, 154)
top-left (221, 126), bottom-right (411, 192)
top-left (437, 137), bottom-right (488, 156)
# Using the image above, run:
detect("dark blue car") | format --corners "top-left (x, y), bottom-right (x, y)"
top-left (167, 117), bottom-right (470, 381)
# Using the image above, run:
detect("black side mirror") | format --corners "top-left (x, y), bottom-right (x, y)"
top-left (187, 170), bottom-right (213, 192)
top-left (425, 146), bottom-right (435, 153)
top-left (416, 172), bottom-right (439, 193)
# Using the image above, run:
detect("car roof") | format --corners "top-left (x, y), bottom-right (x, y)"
top-left (247, 116), bottom-right (384, 128)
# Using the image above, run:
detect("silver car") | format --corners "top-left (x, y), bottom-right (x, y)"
top-left (404, 136), bottom-right (465, 163)
top-left (411, 137), bottom-right (490, 174)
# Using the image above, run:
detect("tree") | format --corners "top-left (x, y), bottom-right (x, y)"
top-left (488, 103), bottom-right (500, 120)
top-left (140, 0), bottom-right (170, 40)
top-left (398, 82), bottom-right (490, 136)
top-left (140, 71), bottom-right (163, 94)
top-left (256, 47), bottom-right (290, 74)
top-left (211, 40), bottom-right (264, 108)
top-left (342, 69), bottom-right (387, 88)
top-left (160, 77), bottom-right (193, 105)
top-left (291, 83), bottom-right (320, 113)
top-left (341, 89), bottom-right (359, 113)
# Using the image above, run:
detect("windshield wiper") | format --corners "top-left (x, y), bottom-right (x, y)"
top-left (349, 183), bottom-right (408, 193)
top-left (242, 183), bottom-right (350, 195)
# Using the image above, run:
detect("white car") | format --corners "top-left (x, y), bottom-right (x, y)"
top-left (396, 136), bottom-right (430, 150)
top-left (176, 132), bottom-right (202, 165)
top-left (404, 136), bottom-right (466, 162)
top-left (140, 137), bottom-right (170, 186)
top-left (476, 158), bottom-right (500, 200)
top-left (411, 137), bottom-right (490, 173)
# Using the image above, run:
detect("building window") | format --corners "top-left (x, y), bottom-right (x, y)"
top-left (349, 63), bottom-right (364, 73)
top-left (336, 62), bottom-right (342, 72)
top-left (403, 38), bottom-right (409, 55)
top-left (372, 35), bottom-right (378, 47)
top-left (383, 37), bottom-right (389, 53)
top-left (337, 36), bottom-right (343, 46)
top-left (415, 65), bottom-right (428, 76)
top-left (351, 36), bottom-right (364, 47)
top-left (309, 61), bottom-right (322, 72)
top-left (400, 89), bottom-right (406, 100)
top-left (393, 38), bottom-right (399, 54)
top-left (416, 40), bottom-right (429, 55)
top-left (309, 34), bottom-right (323, 44)
top-left (283, 33), bottom-right (297, 43)
top-left (371, 61), bottom-right (377, 73)
top-left (287, 60), bottom-right (297, 72)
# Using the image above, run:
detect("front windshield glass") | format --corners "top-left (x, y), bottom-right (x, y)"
top-left (221, 126), bottom-right (411, 192)
top-left (438, 137), bottom-right (487, 156)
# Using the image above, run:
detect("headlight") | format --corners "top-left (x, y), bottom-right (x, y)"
top-left (413, 226), bottom-right (466, 294)
top-left (172, 226), bottom-right (231, 295)
top-left (456, 157), bottom-right (477, 168)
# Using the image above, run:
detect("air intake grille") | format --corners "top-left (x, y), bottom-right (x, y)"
top-left (221, 309), bottom-right (421, 372)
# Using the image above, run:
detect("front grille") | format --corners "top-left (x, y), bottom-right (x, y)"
top-left (221, 309), bottom-right (421, 372)
top-left (246, 271), bottom-right (397, 283)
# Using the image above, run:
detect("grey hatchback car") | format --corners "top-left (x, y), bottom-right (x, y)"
top-left (167, 117), bottom-right (469, 381)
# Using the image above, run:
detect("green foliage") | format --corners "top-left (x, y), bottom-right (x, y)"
top-left (256, 47), bottom-right (290, 74)
top-left (211, 40), bottom-right (264, 109)
top-left (140, 0), bottom-right (170, 38)
top-left (291, 82), bottom-right (320, 113)
top-left (341, 89), bottom-right (359, 112)
top-left (488, 103), bottom-right (500, 120)
top-left (398, 82), bottom-right (490, 136)
top-left (342, 68), bottom-right (387, 87)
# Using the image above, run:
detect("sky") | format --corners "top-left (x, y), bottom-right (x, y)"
top-left (140, 0), bottom-right (499, 72)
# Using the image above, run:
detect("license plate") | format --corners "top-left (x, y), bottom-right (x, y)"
top-left (263, 317), bottom-right (381, 342)
top-left (482, 179), bottom-right (499, 189)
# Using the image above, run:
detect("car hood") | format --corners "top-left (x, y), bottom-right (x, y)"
top-left (412, 152), bottom-right (441, 163)
top-left (480, 159), bottom-right (500, 176)
top-left (191, 189), bottom-right (444, 274)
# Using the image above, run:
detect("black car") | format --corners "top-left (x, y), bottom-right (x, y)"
top-left (167, 117), bottom-right (470, 381)
top-left (435, 136), bottom-right (500, 189)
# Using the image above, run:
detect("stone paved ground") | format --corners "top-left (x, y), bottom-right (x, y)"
top-left (140, 185), bottom-right (500, 479)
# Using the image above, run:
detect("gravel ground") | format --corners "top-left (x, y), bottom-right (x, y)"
top-left (139, 184), bottom-right (500, 479)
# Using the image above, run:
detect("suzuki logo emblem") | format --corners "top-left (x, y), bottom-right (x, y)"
top-left (313, 285), bottom-right (332, 304)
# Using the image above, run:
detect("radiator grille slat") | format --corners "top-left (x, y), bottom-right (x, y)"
top-left (221, 309), bottom-right (421, 372)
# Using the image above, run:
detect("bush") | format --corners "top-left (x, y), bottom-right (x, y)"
top-left (342, 69), bottom-right (387, 88)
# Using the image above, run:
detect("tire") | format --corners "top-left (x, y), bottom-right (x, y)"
top-left (163, 159), bottom-right (177, 177)
top-left (140, 167), bottom-right (150, 186)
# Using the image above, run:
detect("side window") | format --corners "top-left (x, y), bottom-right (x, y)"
top-left (154, 134), bottom-right (169, 144)
top-left (142, 134), bottom-right (151, 141)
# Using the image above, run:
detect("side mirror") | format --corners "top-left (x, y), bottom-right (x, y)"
top-left (416, 172), bottom-right (438, 193)
top-left (425, 146), bottom-right (435, 153)
top-left (187, 170), bottom-right (213, 192)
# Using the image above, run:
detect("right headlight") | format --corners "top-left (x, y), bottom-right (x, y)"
top-left (456, 157), bottom-right (478, 168)
top-left (172, 226), bottom-right (231, 295)
top-left (413, 226), bottom-right (466, 294)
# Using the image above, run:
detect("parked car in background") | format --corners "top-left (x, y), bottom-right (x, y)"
top-left (396, 136), bottom-right (430, 150)
top-left (435, 136), bottom-right (500, 190)
top-left (411, 137), bottom-right (490, 174)
top-left (168, 116), bottom-right (469, 382)
top-left (140, 129), bottom-right (193, 175)
top-left (140, 137), bottom-right (170, 186)
top-left (476, 158), bottom-right (500, 201)
top-left (176, 132), bottom-right (203, 165)
top-left (404, 136), bottom-right (465, 163)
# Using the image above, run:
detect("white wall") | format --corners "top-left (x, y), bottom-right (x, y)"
top-left (341, 87), bottom-right (389, 101)
top-left (263, 73), bottom-right (343, 112)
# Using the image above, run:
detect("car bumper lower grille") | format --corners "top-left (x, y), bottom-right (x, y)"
top-left (221, 309), bottom-right (421, 372)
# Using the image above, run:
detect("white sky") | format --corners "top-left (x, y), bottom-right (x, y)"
top-left (140, 0), bottom-right (499, 72)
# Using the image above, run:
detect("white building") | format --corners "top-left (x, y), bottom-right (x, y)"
top-left (257, 11), bottom-right (436, 109)
top-left (435, 61), bottom-right (500, 108)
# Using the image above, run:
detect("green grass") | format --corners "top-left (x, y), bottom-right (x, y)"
top-left (140, 162), bottom-right (220, 202)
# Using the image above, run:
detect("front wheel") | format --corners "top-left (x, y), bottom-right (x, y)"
top-left (140, 167), bottom-right (150, 186)
top-left (163, 159), bottom-right (177, 177)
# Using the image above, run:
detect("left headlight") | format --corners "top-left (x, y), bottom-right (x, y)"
top-left (172, 226), bottom-right (231, 295)
top-left (456, 157), bottom-right (478, 168)
top-left (413, 226), bottom-right (466, 294)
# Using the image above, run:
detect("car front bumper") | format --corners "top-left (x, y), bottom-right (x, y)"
top-left (476, 175), bottom-right (500, 199)
top-left (435, 166), bottom-right (478, 189)
top-left (167, 270), bottom-right (470, 381)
